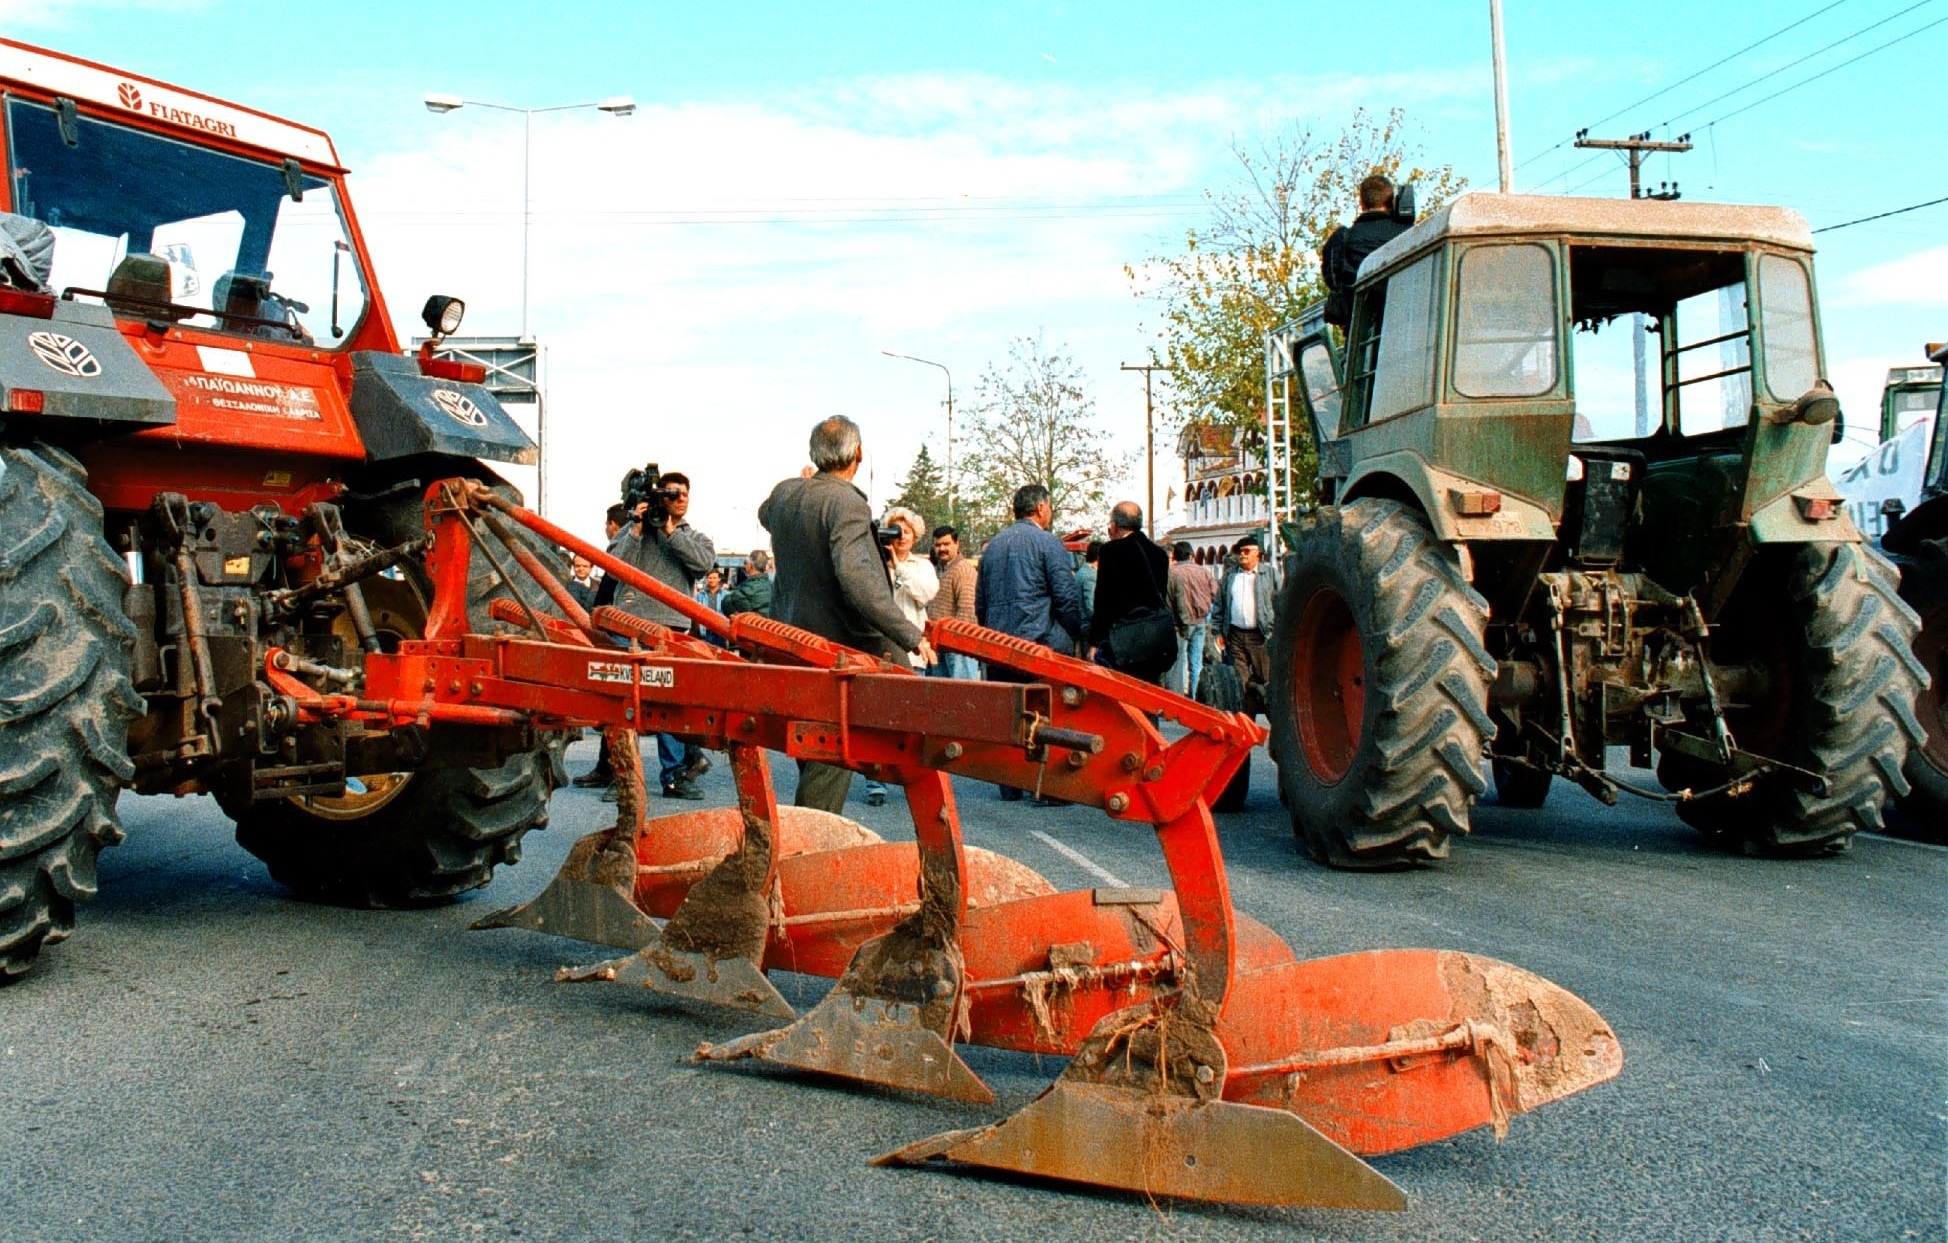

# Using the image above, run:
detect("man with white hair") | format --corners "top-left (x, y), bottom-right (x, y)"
top-left (760, 415), bottom-right (936, 812)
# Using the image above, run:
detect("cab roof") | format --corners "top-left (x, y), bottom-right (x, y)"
top-left (1361, 191), bottom-right (1815, 282)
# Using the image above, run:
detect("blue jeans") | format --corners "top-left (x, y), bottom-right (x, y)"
top-left (1169, 623), bottom-right (1208, 699)
top-left (656, 733), bottom-right (689, 788)
top-left (926, 651), bottom-right (983, 680)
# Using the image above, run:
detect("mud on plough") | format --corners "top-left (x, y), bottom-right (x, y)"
top-left (277, 480), bottom-right (1621, 1210)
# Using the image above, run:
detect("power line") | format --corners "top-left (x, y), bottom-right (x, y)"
top-left (1698, 12), bottom-right (1947, 126)
top-left (1546, 4), bottom-right (1942, 196)
top-left (1812, 193), bottom-right (1948, 232)
top-left (1512, 0), bottom-right (1860, 175)
top-left (1657, 0), bottom-right (1939, 129)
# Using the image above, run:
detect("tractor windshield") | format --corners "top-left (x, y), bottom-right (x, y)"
top-left (1566, 246), bottom-right (1814, 443)
top-left (4, 97), bottom-right (369, 347)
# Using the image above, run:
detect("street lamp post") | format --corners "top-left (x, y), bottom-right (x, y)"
top-left (424, 91), bottom-right (633, 519)
top-left (424, 91), bottom-right (635, 339)
top-left (881, 350), bottom-right (955, 522)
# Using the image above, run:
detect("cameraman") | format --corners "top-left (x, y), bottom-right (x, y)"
top-left (760, 415), bottom-right (935, 812)
top-left (609, 471), bottom-right (717, 799)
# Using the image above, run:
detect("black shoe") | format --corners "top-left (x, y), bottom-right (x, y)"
top-left (866, 788), bottom-right (887, 807)
top-left (571, 767), bottom-right (614, 789)
top-left (998, 787), bottom-right (1024, 802)
top-left (662, 780), bottom-right (705, 801)
top-left (679, 751), bottom-right (712, 784)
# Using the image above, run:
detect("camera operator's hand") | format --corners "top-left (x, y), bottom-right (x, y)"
top-left (914, 638), bottom-right (938, 667)
top-left (632, 501), bottom-right (650, 529)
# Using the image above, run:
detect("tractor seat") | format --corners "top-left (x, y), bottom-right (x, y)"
top-left (104, 252), bottom-right (188, 320)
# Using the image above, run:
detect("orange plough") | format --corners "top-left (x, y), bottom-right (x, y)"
top-left (315, 480), bottom-right (1622, 1210)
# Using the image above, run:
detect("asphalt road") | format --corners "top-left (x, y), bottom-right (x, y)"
top-left (2, 740), bottom-right (1941, 1243)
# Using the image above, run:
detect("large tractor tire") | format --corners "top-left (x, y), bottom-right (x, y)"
top-left (229, 486), bottom-right (556, 906)
top-left (1893, 539), bottom-right (1948, 836)
top-left (1194, 660), bottom-right (1250, 813)
top-left (1269, 499), bottom-right (1496, 868)
top-left (0, 442), bottom-right (140, 980)
top-left (1661, 541), bottom-right (1927, 855)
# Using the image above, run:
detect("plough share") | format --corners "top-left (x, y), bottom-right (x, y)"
top-left (273, 480), bottom-right (1620, 1211)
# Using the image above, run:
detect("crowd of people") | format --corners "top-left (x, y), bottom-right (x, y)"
top-left (557, 413), bottom-right (1282, 810)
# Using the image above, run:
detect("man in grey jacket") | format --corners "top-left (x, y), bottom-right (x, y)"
top-left (610, 471), bottom-right (717, 799)
top-left (1213, 535), bottom-right (1281, 717)
top-left (760, 416), bottom-right (935, 812)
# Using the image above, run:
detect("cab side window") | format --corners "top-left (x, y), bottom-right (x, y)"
top-left (1362, 252), bottom-right (1441, 423)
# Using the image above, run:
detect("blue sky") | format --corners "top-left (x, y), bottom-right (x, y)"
top-left (9, 0), bottom-right (1941, 546)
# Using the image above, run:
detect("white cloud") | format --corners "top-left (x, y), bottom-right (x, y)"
top-left (330, 67), bottom-right (1480, 549)
top-left (1833, 244), bottom-right (1948, 309)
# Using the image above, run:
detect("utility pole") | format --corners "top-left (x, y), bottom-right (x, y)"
top-left (1572, 130), bottom-right (1692, 201)
top-left (1120, 362), bottom-right (1174, 539)
top-left (1489, 0), bottom-right (1514, 192)
top-left (1574, 131), bottom-right (1691, 436)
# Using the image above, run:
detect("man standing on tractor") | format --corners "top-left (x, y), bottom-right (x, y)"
top-left (760, 416), bottom-right (936, 813)
top-left (612, 471), bottom-right (717, 799)
top-left (1214, 535), bottom-right (1280, 717)
top-left (1319, 174), bottom-right (1411, 328)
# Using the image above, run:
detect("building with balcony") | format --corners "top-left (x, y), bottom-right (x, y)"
top-left (1163, 422), bottom-right (1269, 568)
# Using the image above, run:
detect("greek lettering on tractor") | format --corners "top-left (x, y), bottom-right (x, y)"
top-left (1263, 193), bottom-right (1928, 868)
top-left (0, 38), bottom-right (1621, 1211)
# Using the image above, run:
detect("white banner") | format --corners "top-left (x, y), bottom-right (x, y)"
top-left (1834, 417), bottom-right (1934, 541)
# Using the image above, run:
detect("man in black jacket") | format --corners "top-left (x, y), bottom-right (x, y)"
top-left (1088, 501), bottom-right (1174, 684)
top-left (760, 415), bottom-right (935, 811)
top-left (1319, 174), bottom-right (1410, 327)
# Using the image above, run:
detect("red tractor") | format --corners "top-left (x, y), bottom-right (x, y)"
top-left (0, 40), bottom-right (555, 979)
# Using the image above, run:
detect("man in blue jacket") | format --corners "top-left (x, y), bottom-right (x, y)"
top-left (976, 484), bottom-right (1083, 801)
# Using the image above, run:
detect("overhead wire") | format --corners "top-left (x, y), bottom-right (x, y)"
top-left (1811, 194), bottom-right (1948, 232)
top-left (1513, 0), bottom-right (1860, 173)
top-left (1529, 0), bottom-right (1941, 193)
top-left (1654, 0), bottom-right (1940, 129)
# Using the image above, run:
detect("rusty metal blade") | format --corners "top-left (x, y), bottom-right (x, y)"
top-left (696, 990), bottom-right (994, 1105)
top-left (1220, 949), bottom-right (1623, 1155)
top-left (875, 1082), bottom-right (1405, 1210)
top-left (471, 827), bottom-right (657, 950)
top-left (558, 936), bottom-right (795, 1020)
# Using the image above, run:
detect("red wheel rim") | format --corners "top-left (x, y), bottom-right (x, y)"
top-left (1292, 586), bottom-right (1364, 785)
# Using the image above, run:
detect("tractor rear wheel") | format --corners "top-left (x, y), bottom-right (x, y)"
top-left (1269, 500), bottom-right (1496, 868)
top-left (0, 442), bottom-right (140, 980)
top-left (228, 486), bottom-right (555, 906)
top-left (1892, 538), bottom-right (1948, 837)
top-left (1491, 758), bottom-right (1553, 809)
top-left (1662, 541), bottom-right (1926, 855)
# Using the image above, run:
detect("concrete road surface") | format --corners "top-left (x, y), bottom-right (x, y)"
top-left (2, 740), bottom-right (1941, 1242)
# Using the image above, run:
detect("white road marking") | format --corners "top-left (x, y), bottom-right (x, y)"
top-left (1029, 829), bottom-right (1128, 889)
top-left (1859, 832), bottom-right (1948, 854)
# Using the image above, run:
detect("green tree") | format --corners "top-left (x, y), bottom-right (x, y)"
top-left (956, 334), bottom-right (1126, 547)
top-left (1128, 108), bottom-right (1465, 492)
top-left (886, 443), bottom-right (950, 532)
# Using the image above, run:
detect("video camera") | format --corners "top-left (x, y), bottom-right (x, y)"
top-left (875, 516), bottom-right (903, 563)
top-left (619, 462), bottom-right (685, 528)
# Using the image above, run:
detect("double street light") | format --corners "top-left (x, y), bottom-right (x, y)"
top-left (424, 91), bottom-right (633, 520)
top-left (423, 91), bottom-right (636, 339)
top-left (881, 350), bottom-right (955, 522)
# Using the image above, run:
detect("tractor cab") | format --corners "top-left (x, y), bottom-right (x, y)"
top-left (1280, 193), bottom-right (1848, 602)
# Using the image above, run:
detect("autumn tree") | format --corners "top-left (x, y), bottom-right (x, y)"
top-left (955, 334), bottom-right (1126, 547)
top-left (885, 443), bottom-right (950, 532)
top-left (1130, 108), bottom-right (1465, 448)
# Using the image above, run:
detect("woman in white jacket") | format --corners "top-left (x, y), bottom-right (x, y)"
top-left (866, 506), bottom-right (938, 805)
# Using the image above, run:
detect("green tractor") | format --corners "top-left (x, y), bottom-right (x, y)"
top-left (1265, 193), bottom-right (1928, 868)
